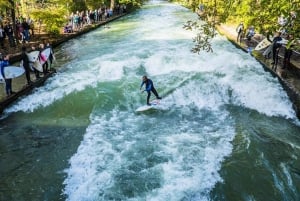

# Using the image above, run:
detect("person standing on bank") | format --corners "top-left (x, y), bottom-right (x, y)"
top-left (21, 46), bottom-right (32, 85)
top-left (0, 54), bottom-right (15, 96)
top-left (140, 75), bottom-right (162, 106)
top-left (236, 22), bottom-right (244, 44)
top-left (283, 34), bottom-right (297, 69)
top-left (271, 32), bottom-right (282, 70)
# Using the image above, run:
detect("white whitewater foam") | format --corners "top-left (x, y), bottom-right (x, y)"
top-left (64, 105), bottom-right (235, 201)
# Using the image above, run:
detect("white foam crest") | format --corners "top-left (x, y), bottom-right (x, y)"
top-left (5, 59), bottom-right (101, 113)
top-left (64, 105), bottom-right (235, 201)
top-left (145, 114), bottom-right (234, 200)
top-left (4, 56), bottom-right (136, 114)
top-left (155, 38), bottom-right (296, 119)
top-left (96, 55), bottom-right (140, 81)
top-left (216, 56), bottom-right (296, 118)
top-left (64, 110), bottom-right (138, 201)
top-left (64, 139), bottom-right (118, 201)
top-left (160, 56), bottom-right (295, 119)
top-left (97, 60), bottom-right (124, 81)
top-left (144, 49), bottom-right (203, 76)
top-left (167, 79), bottom-right (228, 110)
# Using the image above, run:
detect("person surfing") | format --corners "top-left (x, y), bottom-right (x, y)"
top-left (140, 75), bottom-right (162, 106)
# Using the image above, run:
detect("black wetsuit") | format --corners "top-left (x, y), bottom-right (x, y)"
top-left (140, 78), bottom-right (161, 105)
top-left (21, 51), bottom-right (31, 84)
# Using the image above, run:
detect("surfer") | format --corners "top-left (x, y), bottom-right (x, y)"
top-left (46, 42), bottom-right (54, 70)
top-left (38, 43), bottom-right (49, 75)
top-left (140, 75), bottom-right (162, 106)
top-left (0, 54), bottom-right (15, 96)
top-left (21, 46), bottom-right (32, 85)
top-left (271, 32), bottom-right (282, 70)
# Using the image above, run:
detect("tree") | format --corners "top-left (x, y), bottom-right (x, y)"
top-left (182, 0), bottom-right (300, 53)
top-left (18, 0), bottom-right (72, 35)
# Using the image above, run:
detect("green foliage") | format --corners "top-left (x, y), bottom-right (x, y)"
top-left (30, 4), bottom-right (68, 35)
top-left (184, 20), bottom-right (216, 53)
top-left (119, 0), bottom-right (142, 7)
top-left (69, 1), bottom-right (87, 12)
top-left (180, 0), bottom-right (300, 53)
top-left (0, 0), bottom-right (11, 8)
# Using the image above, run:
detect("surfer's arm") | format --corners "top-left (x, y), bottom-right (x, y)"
top-left (0, 65), bottom-right (5, 79)
top-left (266, 34), bottom-right (272, 42)
top-left (140, 82), bottom-right (145, 90)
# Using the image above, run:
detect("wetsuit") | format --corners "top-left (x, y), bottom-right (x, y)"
top-left (21, 51), bottom-right (32, 84)
top-left (0, 59), bottom-right (12, 96)
top-left (272, 36), bottom-right (282, 68)
top-left (140, 78), bottom-right (161, 105)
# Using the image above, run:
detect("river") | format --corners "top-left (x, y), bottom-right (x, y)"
top-left (1, 1), bottom-right (300, 201)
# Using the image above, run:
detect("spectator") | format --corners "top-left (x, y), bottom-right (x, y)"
top-left (64, 22), bottom-right (73, 33)
top-left (27, 17), bottom-right (34, 37)
top-left (236, 22), bottom-right (244, 44)
top-left (21, 46), bottom-right (32, 85)
top-left (22, 20), bottom-right (30, 42)
top-left (38, 43), bottom-right (48, 75)
top-left (0, 54), bottom-right (15, 96)
top-left (46, 42), bottom-right (55, 70)
top-left (263, 31), bottom-right (274, 59)
top-left (245, 26), bottom-right (255, 52)
top-left (271, 32), bottom-right (283, 70)
top-left (283, 34), bottom-right (297, 69)
top-left (4, 22), bottom-right (15, 47)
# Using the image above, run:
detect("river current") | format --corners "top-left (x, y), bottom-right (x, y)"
top-left (1, 1), bottom-right (300, 201)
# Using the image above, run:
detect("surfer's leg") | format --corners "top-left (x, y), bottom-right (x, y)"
top-left (5, 79), bottom-right (12, 96)
top-left (147, 91), bottom-right (151, 105)
top-left (151, 88), bottom-right (161, 99)
top-left (25, 70), bottom-right (31, 84)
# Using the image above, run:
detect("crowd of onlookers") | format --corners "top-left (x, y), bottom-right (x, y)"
top-left (64, 4), bottom-right (127, 33)
top-left (0, 17), bottom-right (34, 49)
top-left (0, 4), bottom-right (127, 50)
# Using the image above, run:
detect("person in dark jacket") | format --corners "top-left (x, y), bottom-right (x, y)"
top-left (140, 75), bottom-right (162, 105)
top-left (21, 46), bottom-right (32, 85)
top-left (236, 22), bottom-right (244, 44)
top-left (283, 34), bottom-right (297, 69)
top-left (0, 54), bottom-right (15, 96)
top-left (271, 32), bottom-right (283, 70)
top-left (4, 22), bottom-right (15, 47)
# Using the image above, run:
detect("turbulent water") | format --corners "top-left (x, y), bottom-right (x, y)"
top-left (1, 1), bottom-right (300, 201)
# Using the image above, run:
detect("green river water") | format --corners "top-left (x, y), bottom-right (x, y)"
top-left (1, 1), bottom-right (300, 201)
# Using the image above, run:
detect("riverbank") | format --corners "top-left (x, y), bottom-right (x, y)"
top-left (0, 13), bottom-right (126, 113)
top-left (217, 24), bottom-right (300, 119)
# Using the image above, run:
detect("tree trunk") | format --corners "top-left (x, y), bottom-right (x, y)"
top-left (110, 0), bottom-right (114, 11)
top-left (8, 0), bottom-right (17, 44)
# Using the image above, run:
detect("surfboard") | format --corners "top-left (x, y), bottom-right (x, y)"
top-left (136, 99), bottom-right (161, 112)
top-left (26, 51), bottom-right (40, 62)
top-left (0, 66), bottom-right (25, 80)
top-left (32, 60), bottom-right (43, 72)
top-left (40, 48), bottom-right (51, 65)
top-left (255, 38), bottom-right (271, 51)
top-left (277, 39), bottom-right (288, 45)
